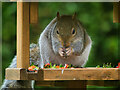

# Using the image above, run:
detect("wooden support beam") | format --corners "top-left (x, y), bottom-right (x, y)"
top-left (43, 68), bottom-right (119, 80)
top-left (35, 80), bottom-right (120, 87)
top-left (30, 2), bottom-right (38, 24)
top-left (17, 2), bottom-right (30, 69)
top-left (113, 2), bottom-right (120, 23)
top-left (6, 68), bottom-right (43, 80)
top-left (6, 68), bottom-right (120, 80)
top-left (35, 80), bottom-right (87, 89)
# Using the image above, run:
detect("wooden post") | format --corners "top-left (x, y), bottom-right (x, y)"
top-left (30, 2), bottom-right (38, 24)
top-left (113, 2), bottom-right (120, 23)
top-left (17, 2), bottom-right (30, 69)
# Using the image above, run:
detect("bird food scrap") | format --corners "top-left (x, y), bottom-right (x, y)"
top-left (27, 63), bottom-right (76, 72)
top-left (27, 62), bottom-right (120, 72)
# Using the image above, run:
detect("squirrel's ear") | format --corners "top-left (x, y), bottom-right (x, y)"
top-left (57, 12), bottom-right (61, 20)
top-left (72, 12), bottom-right (77, 19)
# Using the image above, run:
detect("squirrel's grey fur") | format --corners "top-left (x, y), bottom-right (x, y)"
top-left (1, 44), bottom-right (38, 90)
top-left (1, 15), bottom-right (92, 89)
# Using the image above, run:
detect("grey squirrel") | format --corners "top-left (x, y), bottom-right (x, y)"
top-left (1, 12), bottom-right (92, 89)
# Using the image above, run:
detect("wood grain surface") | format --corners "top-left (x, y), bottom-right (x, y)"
top-left (6, 68), bottom-right (120, 80)
top-left (17, 2), bottom-right (30, 69)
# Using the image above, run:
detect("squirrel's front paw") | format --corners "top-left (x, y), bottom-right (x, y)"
top-left (66, 47), bottom-right (73, 56)
top-left (59, 47), bottom-right (73, 58)
top-left (59, 48), bottom-right (64, 57)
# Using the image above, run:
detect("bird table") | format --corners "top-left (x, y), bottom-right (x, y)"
top-left (5, 2), bottom-right (120, 89)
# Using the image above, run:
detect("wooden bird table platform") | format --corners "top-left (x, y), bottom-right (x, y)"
top-left (5, 68), bottom-right (120, 88)
top-left (6, 68), bottom-right (120, 81)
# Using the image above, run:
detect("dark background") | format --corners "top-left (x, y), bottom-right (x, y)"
top-left (1, 2), bottom-right (119, 89)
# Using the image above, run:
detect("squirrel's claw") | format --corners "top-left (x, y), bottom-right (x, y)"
top-left (66, 47), bottom-right (73, 56)
top-left (59, 48), bottom-right (64, 57)
top-left (66, 48), bottom-right (72, 56)
top-left (59, 47), bottom-right (73, 58)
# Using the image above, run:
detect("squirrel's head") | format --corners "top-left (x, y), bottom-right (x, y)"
top-left (52, 12), bottom-right (85, 58)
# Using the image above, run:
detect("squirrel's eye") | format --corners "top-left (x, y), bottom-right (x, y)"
top-left (72, 28), bottom-right (76, 35)
top-left (56, 30), bottom-right (59, 34)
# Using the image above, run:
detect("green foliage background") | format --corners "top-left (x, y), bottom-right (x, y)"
top-left (1, 2), bottom-right (119, 89)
